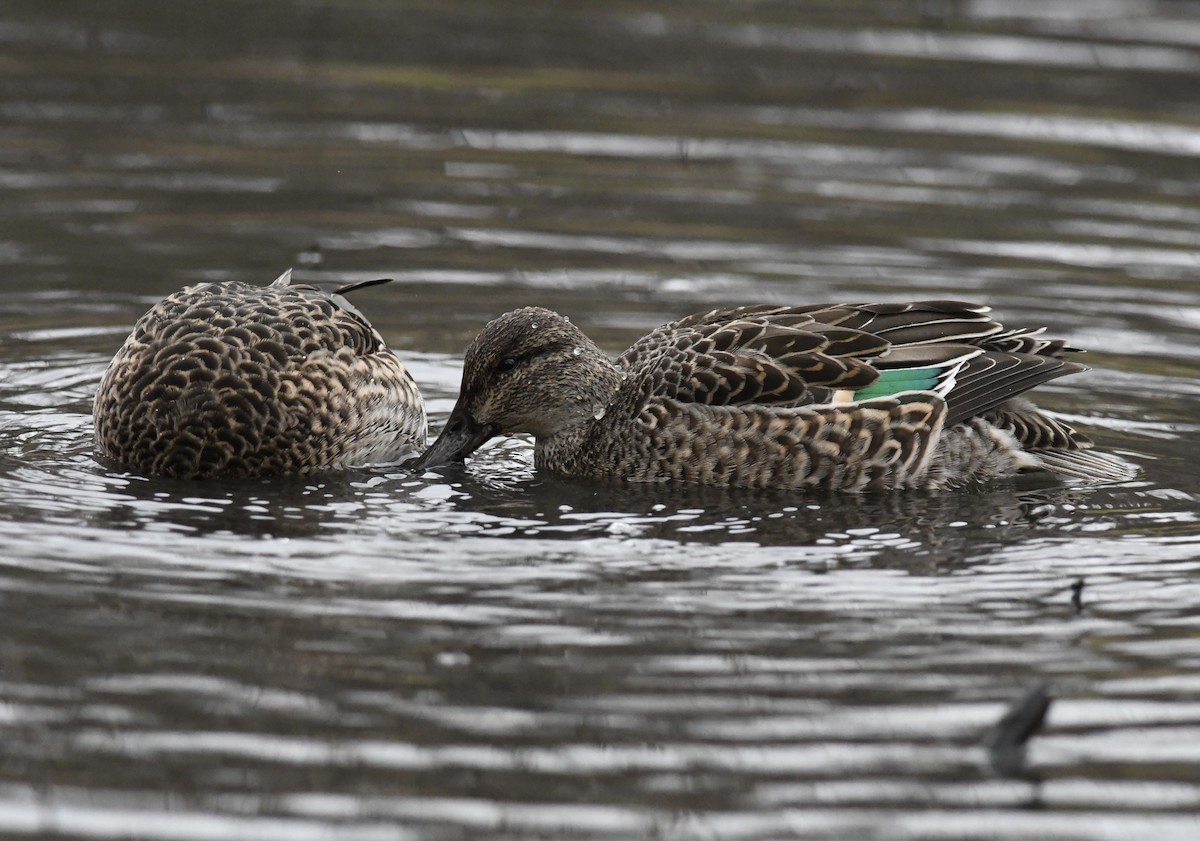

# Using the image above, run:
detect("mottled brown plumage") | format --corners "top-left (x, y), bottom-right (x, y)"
top-left (414, 302), bottom-right (1132, 491)
top-left (94, 270), bottom-right (426, 478)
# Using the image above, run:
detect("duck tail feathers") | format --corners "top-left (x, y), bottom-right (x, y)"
top-left (1030, 448), bottom-right (1138, 483)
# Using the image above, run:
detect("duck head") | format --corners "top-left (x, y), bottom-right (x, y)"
top-left (413, 307), bottom-right (619, 470)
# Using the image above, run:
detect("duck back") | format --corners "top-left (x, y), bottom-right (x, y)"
top-left (94, 274), bottom-right (425, 478)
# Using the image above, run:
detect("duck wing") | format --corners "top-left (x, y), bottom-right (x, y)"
top-left (617, 307), bottom-right (886, 409)
top-left (942, 352), bottom-right (1086, 427)
top-left (617, 300), bottom-right (1085, 424)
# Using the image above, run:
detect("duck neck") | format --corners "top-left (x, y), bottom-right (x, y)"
top-left (534, 354), bottom-right (623, 472)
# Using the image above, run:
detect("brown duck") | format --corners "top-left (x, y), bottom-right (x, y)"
top-left (414, 301), bottom-right (1130, 491)
top-left (95, 270), bottom-right (426, 478)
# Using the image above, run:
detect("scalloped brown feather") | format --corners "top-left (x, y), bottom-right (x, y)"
top-left (94, 275), bottom-right (426, 478)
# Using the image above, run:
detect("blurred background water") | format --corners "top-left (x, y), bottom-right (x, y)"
top-left (2, 1), bottom-right (1200, 838)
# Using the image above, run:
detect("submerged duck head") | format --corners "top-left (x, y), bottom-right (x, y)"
top-left (414, 307), bottom-right (618, 469)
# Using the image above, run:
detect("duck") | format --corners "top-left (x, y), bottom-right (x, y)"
top-left (94, 269), bottom-right (426, 478)
top-left (412, 301), bottom-right (1131, 491)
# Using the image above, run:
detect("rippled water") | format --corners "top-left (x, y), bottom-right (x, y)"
top-left (3, 1), bottom-right (1200, 838)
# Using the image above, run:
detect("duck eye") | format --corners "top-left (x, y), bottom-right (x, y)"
top-left (496, 357), bottom-right (518, 374)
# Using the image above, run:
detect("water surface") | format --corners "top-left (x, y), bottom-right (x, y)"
top-left (2, 1), bottom-right (1200, 838)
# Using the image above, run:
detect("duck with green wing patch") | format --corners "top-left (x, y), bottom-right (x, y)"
top-left (413, 301), bottom-right (1131, 491)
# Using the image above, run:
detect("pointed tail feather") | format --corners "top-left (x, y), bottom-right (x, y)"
top-left (1031, 449), bottom-right (1138, 483)
top-left (334, 276), bottom-right (395, 296)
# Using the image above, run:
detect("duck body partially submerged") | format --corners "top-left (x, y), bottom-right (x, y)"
top-left (415, 301), bottom-right (1130, 491)
top-left (95, 270), bottom-right (426, 478)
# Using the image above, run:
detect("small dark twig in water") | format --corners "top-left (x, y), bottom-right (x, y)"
top-left (984, 684), bottom-right (1052, 752)
top-left (1070, 577), bottom-right (1085, 613)
top-left (984, 684), bottom-right (1052, 782)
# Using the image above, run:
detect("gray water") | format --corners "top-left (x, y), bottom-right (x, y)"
top-left (2, 1), bottom-right (1200, 838)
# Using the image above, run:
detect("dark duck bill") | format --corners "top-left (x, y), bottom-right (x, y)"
top-left (411, 405), bottom-right (497, 470)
